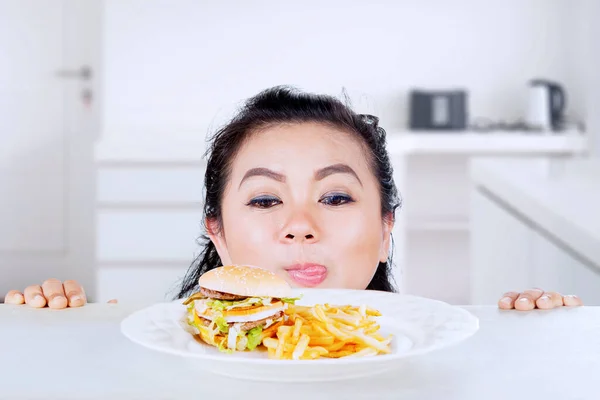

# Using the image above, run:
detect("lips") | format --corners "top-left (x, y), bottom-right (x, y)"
top-left (285, 263), bottom-right (328, 287)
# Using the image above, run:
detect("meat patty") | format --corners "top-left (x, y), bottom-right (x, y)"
top-left (198, 311), bottom-right (284, 331)
top-left (238, 311), bottom-right (284, 331)
top-left (199, 287), bottom-right (248, 300)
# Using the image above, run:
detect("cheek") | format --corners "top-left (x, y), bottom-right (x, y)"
top-left (324, 207), bottom-right (383, 286)
top-left (327, 206), bottom-right (382, 252)
top-left (222, 206), bottom-right (279, 265)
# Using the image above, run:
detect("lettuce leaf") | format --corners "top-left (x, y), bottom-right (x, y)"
top-left (280, 295), bottom-right (303, 304)
top-left (217, 338), bottom-right (233, 354)
top-left (246, 326), bottom-right (263, 351)
top-left (214, 315), bottom-right (229, 333)
top-left (206, 297), bottom-right (268, 311)
top-left (182, 292), bottom-right (207, 305)
top-left (206, 299), bottom-right (227, 312)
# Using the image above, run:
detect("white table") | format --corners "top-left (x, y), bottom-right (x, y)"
top-left (1, 303), bottom-right (598, 400)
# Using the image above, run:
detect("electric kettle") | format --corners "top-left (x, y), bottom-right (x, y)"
top-left (526, 79), bottom-right (566, 131)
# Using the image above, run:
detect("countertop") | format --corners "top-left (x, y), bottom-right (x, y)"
top-left (470, 156), bottom-right (600, 269)
top-left (94, 131), bottom-right (587, 164)
top-left (2, 303), bottom-right (599, 400)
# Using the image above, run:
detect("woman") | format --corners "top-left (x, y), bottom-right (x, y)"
top-left (3, 86), bottom-right (582, 311)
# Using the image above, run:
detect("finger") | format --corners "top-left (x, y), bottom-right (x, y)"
top-left (498, 291), bottom-right (519, 310)
top-left (4, 290), bottom-right (25, 305)
top-left (563, 294), bottom-right (583, 307)
top-left (41, 278), bottom-right (68, 309)
top-left (107, 299), bottom-right (118, 304)
top-left (514, 292), bottom-right (536, 311)
top-left (63, 280), bottom-right (87, 308)
top-left (536, 291), bottom-right (563, 309)
top-left (24, 285), bottom-right (47, 308)
top-left (523, 288), bottom-right (544, 302)
top-left (536, 292), bottom-right (555, 309)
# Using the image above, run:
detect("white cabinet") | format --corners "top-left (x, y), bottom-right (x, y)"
top-left (531, 229), bottom-right (600, 305)
top-left (470, 185), bottom-right (600, 306)
top-left (393, 132), bottom-right (586, 305)
top-left (94, 162), bottom-right (206, 305)
top-left (470, 188), bottom-right (534, 304)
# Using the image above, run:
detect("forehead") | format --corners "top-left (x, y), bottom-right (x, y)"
top-left (231, 122), bottom-right (370, 172)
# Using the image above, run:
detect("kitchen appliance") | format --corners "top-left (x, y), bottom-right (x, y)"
top-left (526, 79), bottom-right (566, 131)
top-left (409, 89), bottom-right (468, 130)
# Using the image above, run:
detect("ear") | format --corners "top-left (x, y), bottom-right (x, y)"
top-left (206, 217), bottom-right (232, 265)
top-left (379, 212), bottom-right (395, 263)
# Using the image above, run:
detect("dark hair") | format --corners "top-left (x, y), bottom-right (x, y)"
top-left (174, 86), bottom-right (401, 299)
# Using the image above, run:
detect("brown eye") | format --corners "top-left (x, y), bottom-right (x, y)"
top-left (320, 194), bottom-right (354, 206)
top-left (247, 196), bottom-right (282, 209)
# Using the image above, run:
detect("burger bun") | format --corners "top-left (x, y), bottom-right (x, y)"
top-left (198, 265), bottom-right (292, 298)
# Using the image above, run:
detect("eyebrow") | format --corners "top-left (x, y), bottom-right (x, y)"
top-left (239, 167), bottom-right (286, 189)
top-left (314, 163), bottom-right (362, 186)
top-left (239, 163), bottom-right (362, 189)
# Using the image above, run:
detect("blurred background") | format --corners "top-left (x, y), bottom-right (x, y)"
top-left (1, 0), bottom-right (599, 306)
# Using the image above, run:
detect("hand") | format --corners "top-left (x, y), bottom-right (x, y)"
top-left (498, 288), bottom-right (583, 311)
top-left (4, 278), bottom-right (118, 309)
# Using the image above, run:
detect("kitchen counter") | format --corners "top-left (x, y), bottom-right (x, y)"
top-left (470, 156), bottom-right (600, 270)
top-left (94, 131), bottom-right (587, 164)
top-left (2, 303), bottom-right (599, 400)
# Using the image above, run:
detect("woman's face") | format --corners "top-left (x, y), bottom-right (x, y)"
top-left (207, 122), bottom-right (394, 290)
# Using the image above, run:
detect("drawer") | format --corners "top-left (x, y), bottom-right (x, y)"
top-left (96, 210), bottom-right (205, 261)
top-left (97, 166), bottom-right (205, 204)
top-left (95, 265), bottom-right (191, 305)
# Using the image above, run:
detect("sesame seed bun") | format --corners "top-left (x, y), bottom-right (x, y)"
top-left (198, 265), bottom-right (292, 298)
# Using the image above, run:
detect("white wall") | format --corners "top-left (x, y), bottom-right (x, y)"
top-left (101, 0), bottom-right (582, 138)
top-left (571, 0), bottom-right (600, 156)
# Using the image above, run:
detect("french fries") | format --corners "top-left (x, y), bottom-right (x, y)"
top-left (261, 303), bottom-right (392, 360)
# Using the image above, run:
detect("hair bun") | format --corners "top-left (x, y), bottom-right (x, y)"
top-left (360, 114), bottom-right (379, 127)
top-left (359, 113), bottom-right (387, 144)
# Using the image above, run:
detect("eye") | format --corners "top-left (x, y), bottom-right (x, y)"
top-left (320, 193), bottom-right (354, 206)
top-left (247, 196), bottom-right (282, 209)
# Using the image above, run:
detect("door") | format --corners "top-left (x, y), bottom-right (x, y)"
top-left (0, 0), bottom-right (101, 300)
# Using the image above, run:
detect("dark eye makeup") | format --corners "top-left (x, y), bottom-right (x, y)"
top-left (246, 196), bottom-right (282, 209)
top-left (319, 193), bottom-right (354, 206)
top-left (246, 193), bottom-right (354, 209)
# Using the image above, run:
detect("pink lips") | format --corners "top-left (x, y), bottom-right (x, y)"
top-left (285, 264), bottom-right (328, 287)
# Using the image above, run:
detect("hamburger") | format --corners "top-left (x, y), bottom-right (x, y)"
top-left (182, 265), bottom-right (299, 353)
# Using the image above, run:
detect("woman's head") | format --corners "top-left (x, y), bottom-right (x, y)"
top-left (176, 86), bottom-right (401, 298)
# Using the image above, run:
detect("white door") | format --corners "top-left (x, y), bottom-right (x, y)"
top-left (0, 0), bottom-right (101, 300)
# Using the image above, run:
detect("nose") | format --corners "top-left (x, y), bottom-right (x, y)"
top-left (280, 209), bottom-right (319, 244)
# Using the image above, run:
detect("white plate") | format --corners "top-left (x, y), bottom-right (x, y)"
top-left (120, 289), bottom-right (479, 382)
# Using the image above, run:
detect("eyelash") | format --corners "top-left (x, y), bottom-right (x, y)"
top-left (247, 196), bottom-right (282, 209)
top-left (246, 194), bottom-right (354, 209)
top-left (320, 194), bottom-right (354, 206)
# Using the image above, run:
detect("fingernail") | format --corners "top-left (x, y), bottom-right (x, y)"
top-left (518, 298), bottom-right (529, 303)
top-left (539, 295), bottom-right (550, 302)
top-left (500, 297), bottom-right (511, 305)
top-left (35, 295), bottom-right (44, 302)
top-left (71, 295), bottom-right (82, 302)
